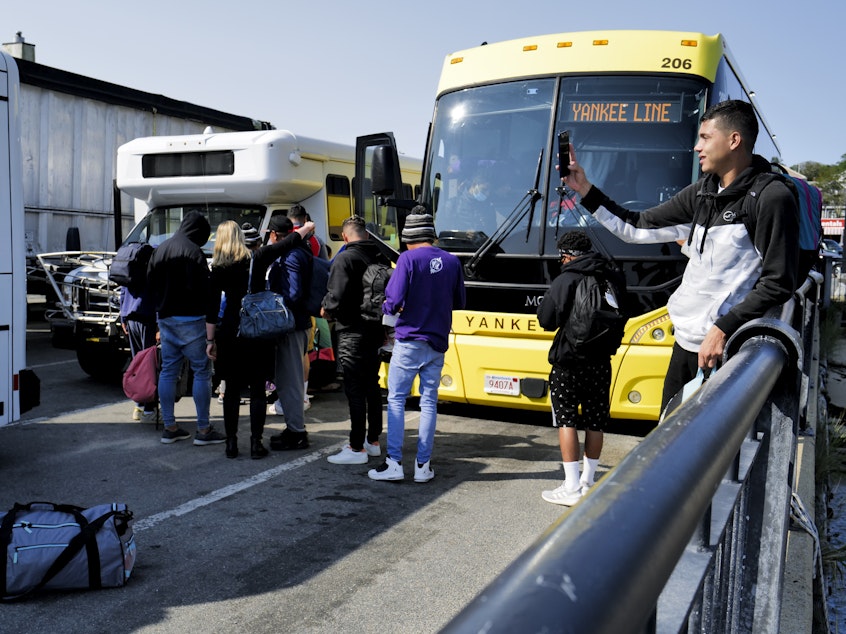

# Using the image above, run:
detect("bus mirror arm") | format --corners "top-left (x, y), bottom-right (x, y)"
top-left (376, 197), bottom-right (418, 211)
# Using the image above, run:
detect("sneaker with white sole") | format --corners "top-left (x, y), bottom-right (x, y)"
top-left (193, 427), bottom-right (227, 446)
top-left (139, 409), bottom-right (158, 423)
top-left (368, 457), bottom-right (404, 481)
top-left (303, 398), bottom-right (312, 412)
top-left (132, 406), bottom-right (144, 421)
top-left (268, 400), bottom-right (284, 416)
top-left (327, 445), bottom-right (368, 465)
top-left (363, 439), bottom-right (381, 457)
top-left (580, 480), bottom-right (593, 497)
top-left (414, 460), bottom-right (435, 483)
top-left (161, 427), bottom-right (191, 444)
top-left (541, 482), bottom-right (583, 506)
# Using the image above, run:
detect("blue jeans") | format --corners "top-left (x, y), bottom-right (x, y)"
top-left (386, 339), bottom-right (445, 465)
top-left (157, 316), bottom-right (212, 430)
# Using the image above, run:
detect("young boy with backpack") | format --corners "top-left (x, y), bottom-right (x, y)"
top-left (536, 230), bottom-right (628, 506)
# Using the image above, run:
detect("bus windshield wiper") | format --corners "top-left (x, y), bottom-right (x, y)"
top-left (463, 149), bottom-right (543, 279)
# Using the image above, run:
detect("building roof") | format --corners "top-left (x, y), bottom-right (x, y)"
top-left (14, 57), bottom-right (273, 132)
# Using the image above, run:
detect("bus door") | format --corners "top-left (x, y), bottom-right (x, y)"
top-left (354, 133), bottom-right (414, 256)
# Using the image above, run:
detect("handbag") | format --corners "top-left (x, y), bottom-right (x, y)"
top-left (238, 256), bottom-right (295, 339)
top-left (122, 344), bottom-right (159, 404)
top-left (0, 501), bottom-right (136, 601)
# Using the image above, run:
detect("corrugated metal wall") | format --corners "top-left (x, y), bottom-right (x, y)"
top-left (19, 84), bottom-right (235, 255)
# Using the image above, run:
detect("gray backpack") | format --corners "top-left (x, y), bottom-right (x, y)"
top-left (0, 501), bottom-right (136, 600)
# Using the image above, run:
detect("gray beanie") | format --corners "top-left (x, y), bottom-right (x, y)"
top-left (401, 212), bottom-right (436, 244)
top-left (241, 222), bottom-right (261, 247)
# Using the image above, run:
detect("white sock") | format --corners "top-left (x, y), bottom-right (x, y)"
top-left (562, 461), bottom-right (581, 492)
top-left (582, 457), bottom-right (600, 486)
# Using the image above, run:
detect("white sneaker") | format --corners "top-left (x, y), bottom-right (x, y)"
top-left (414, 460), bottom-right (435, 483)
top-left (303, 397), bottom-right (312, 412)
top-left (541, 482), bottom-right (583, 506)
top-left (363, 439), bottom-right (381, 457)
top-left (268, 400), bottom-right (284, 416)
top-left (139, 409), bottom-right (158, 423)
top-left (327, 445), bottom-right (368, 465)
top-left (580, 480), bottom-right (593, 497)
top-left (368, 457), bottom-right (404, 481)
top-left (132, 406), bottom-right (143, 421)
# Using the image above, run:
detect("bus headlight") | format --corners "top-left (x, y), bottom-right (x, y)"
top-left (651, 328), bottom-right (665, 341)
top-left (627, 391), bottom-right (642, 404)
top-left (441, 374), bottom-right (453, 387)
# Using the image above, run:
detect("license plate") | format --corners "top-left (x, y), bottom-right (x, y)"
top-left (484, 374), bottom-right (520, 396)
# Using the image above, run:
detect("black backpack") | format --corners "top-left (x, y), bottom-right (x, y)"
top-left (360, 262), bottom-right (393, 322)
top-left (565, 274), bottom-right (626, 354)
top-left (109, 242), bottom-right (154, 295)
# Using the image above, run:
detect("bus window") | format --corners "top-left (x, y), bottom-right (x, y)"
top-left (326, 174), bottom-right (352, 241)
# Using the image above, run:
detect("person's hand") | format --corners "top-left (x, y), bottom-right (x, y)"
top-left (297, 221), bottom-right (316, 237)
top-left (206, 341), bottom-right (217, 361)
top-left (561, 144), bottom-right (593, 197)
top-left (698, 325), bottom-right (726, 369)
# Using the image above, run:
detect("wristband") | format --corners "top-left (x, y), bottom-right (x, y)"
top-left (206, 339), bottom-right (216, 344)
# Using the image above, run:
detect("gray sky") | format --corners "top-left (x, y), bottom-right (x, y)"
top-left (4, 0), bottom-right (843, 166)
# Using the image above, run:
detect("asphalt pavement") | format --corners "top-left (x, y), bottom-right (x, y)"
top-left (3, 317), bottom-right (643, 633)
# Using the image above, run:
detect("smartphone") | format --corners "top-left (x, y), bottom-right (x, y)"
top-left (558, 130), bottom-right (571, 178)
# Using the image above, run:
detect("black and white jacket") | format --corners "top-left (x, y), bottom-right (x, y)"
top-left (579, 155), bottom-right (799, 353)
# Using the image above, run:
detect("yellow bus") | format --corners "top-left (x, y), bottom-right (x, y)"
top-left (356, 31), bottom-right (784, 420)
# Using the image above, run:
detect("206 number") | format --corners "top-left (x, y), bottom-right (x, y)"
top-left (661, 58), bottom-right (692, 70)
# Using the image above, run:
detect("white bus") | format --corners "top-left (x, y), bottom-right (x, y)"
top-left (0, 50), bottom-right (38, 424)
top-left (39, 128), bottom-right (421, 379)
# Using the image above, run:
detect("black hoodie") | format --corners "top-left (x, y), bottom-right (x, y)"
top-left (321, 239), bottom-right (391, 330)
top-left (537, 251), bottom-right (627, 364)
top-left (147, 210), bottom-right (214, 321)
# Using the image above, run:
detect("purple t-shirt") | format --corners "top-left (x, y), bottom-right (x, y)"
top-left (383, 245), bottom-right (466, 353)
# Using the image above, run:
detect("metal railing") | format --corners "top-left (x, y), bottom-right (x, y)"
top-left (442, 277), bottom-right (820, 634)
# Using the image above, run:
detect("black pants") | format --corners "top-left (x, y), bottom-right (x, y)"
top-left (216, 335), bottom-right (274, 440)
top-left (336, 324), bottom-right (384, 451)
top-left (661, 343), bottom-right (713, 412)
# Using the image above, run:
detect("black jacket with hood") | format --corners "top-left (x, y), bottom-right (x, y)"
top-left (321, 239), bottom-right (391, 331)
top-left (147, 210), bottom-right (215, 321)
top-left (580, 154), bottom-right (799, 352)
top-left (537, 251), bottom-right (627, 364)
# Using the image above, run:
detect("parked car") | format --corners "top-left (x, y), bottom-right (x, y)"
top-left (822, 238), bottom-right (843, 258)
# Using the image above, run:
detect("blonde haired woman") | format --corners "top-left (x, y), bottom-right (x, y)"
top-left (210, 219), bottom-right (313, 458)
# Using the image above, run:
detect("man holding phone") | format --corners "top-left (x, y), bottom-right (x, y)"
top-left (560, 100), bottom-right (799, 412)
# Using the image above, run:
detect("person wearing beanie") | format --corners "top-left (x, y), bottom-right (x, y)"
top-left (536, 230), bottom-right (628, 506)
top-left (241, 222), bottom-right (261, 249)
top-left (368, 208), bottom-right (466, 483)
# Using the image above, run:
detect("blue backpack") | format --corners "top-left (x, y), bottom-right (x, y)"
top-left (741, 166), bottom-right (823, 280)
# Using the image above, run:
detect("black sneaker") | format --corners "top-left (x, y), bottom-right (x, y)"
top-left (269, 428), bottom-right (309, 451)
top-left (193, 427), bottom-right (227, 446)
top-left (161, 427), bottom-right (191, 444)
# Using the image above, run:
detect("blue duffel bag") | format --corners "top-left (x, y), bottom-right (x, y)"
top-left (0, 501), bottom-right (136, 601)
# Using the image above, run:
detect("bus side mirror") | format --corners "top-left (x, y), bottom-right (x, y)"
top-left (371, 145), bottom-right (398, 196)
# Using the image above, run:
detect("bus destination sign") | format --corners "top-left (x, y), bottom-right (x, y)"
top-left (566, 99), bottom-right (682, 123)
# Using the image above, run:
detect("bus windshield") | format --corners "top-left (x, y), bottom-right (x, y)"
top-left (124, 204), bottom-right (266, 257)
top-left (424, 75), bottom-right (708, 313)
